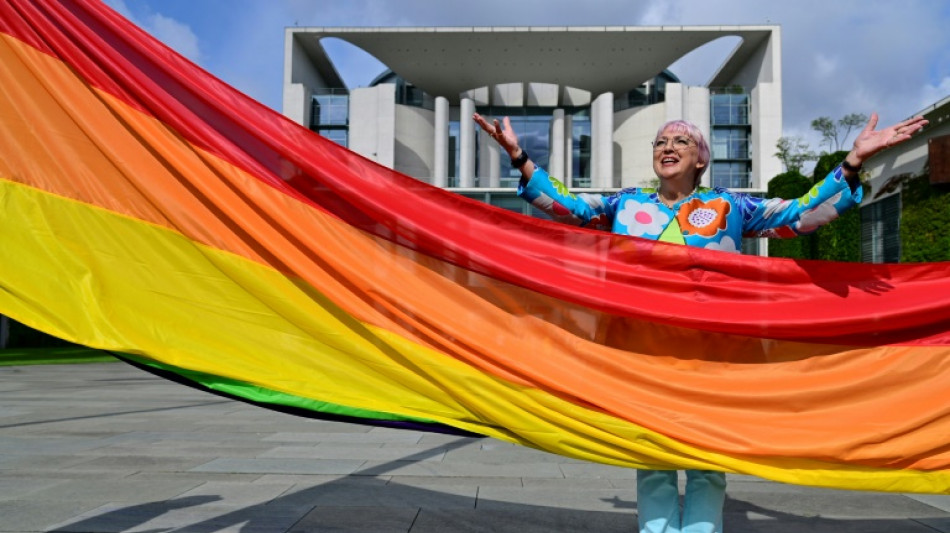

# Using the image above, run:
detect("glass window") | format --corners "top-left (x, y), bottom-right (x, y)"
top-left (470, 107), bottom-right (592, 188)
top-left (572, 112), bottom-right (592, 187)
top-left (711, 93), bottom-right (749, 126)
top-left (861, 194), bottom-right (901, 263)
top-left (741, 237), bottom-right (761, 256)
top-left (311, 91), bottom-right (349, 147)
top-left (311, 93), bottom-right (349, 127)
top-left (711, 161), bottom-right (751, 189)
top-left (448, 121), bottom-right (460, 185)
top-left (711, 128), bottom-right (751, 160)
top-left (488, 195), bottom-right (526, 214)
top-left (317, 128), bottom-right (348, 147)
top-left (475, 108), bottom-right (551, 184)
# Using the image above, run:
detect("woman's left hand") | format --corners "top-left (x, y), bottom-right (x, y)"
top-left (473, 113), bottom-right (520, 157)
top-left (850, 113), bottom-right (929, 164)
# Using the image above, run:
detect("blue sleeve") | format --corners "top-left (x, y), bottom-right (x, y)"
top-left (517, 166), bottom-right (614, 230)
top-left (740, 166), bottom-right (864, 238)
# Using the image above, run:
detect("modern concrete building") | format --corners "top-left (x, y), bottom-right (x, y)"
top-left (282, 25), bottom-right (783, 253)
top-left (860, 96), bottom-right (950, 262)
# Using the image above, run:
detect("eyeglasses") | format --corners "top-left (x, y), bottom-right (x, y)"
top-left (652, 136), bottom-right (695, 152)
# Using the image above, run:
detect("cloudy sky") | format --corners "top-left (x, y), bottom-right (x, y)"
top-left (104, 0), bottom-right (949, 152)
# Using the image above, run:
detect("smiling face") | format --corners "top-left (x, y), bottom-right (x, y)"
top-left (652, 125), bottom-right (706, 188)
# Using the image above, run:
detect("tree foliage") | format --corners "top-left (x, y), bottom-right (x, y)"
top-left (811, 151), bottom-right (861, 262)
top-left (765, 152), bottom-right (863, 262)
top-left (774, 136), bottom-right (815, 173)
top-left (899, 170), bottom-right (950, 262)
top-left (3, 317), bottom-right (76, 349)
top-left (810, 113), bottom-right (868, 152)
top-left (765, 170), bottom-right (814, 259)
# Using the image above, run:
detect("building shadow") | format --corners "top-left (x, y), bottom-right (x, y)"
top-left (50, 438), bottom-right (943, 533)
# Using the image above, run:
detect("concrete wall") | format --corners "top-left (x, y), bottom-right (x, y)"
top-left (349, 85), bottom-right (396, 168)
top-left (864, 104), bottom-right (950, 202)
top-left (283, 32), bottom-right (332, 125)
top-left (282, 83), bottom-right (311, 126)
top-left (613, 103), bottom-right (666, 188)
top-left (715, 29), bottom-right (783, 189)
top-left (750, 82), bottom-right (783, 188)
top-left (394, 104), bottom-right (436, 181)
top-left (612, 85), bottom-right (712, 189)
top-left (722, 28), bottom-right (782, 88)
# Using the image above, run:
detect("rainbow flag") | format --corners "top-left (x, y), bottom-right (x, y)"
top-left (1, 0), bottom-right (948, 494)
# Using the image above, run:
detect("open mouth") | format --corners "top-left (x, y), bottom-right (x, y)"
top-left (661, 157), bottom-right (679, 165)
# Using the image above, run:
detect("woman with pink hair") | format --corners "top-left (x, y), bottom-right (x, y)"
top-left (474, 111), bottom-right (927, 533)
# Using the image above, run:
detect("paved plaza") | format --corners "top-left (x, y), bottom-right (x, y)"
top-left (0, 362), bottom-right (948, 532)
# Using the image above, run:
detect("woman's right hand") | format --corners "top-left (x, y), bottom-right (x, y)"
top-left (473, 113), bottom-right (521, 158)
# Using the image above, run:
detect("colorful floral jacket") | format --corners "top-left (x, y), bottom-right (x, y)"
top-left (518, 166), bottom-right (863, 253)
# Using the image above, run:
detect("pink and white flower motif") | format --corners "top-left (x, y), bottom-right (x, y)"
top-left (760, 198), bottom-right (793, 219)
top-left (704, 236), bottom-right (740, 254)
top-left (796, 191), bottom-right (843, 233)
top-left (616, 199), bottom-right (670, 237)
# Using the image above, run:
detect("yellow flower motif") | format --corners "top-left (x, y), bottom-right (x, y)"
top-left (549, 176), bottom-right (576, 199)
top-left (797, 184), bottom-right (821, 207)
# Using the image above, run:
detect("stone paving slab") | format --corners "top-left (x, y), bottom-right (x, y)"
top-left (0, 500), bottom-right (106, 533)
top-left (477, 486), bottom-right (639, 512)
top-left (289, 507), bottom-right (420, 533)
top-left (191, 457), bottom-right (367, 475)
top-left (258, 444), bottom-right (448, 462)
top-left (410, 508), bottom-right (637, 533)
top-left (1, 362), bottom-right (948, 533)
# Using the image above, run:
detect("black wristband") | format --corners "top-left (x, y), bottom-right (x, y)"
top-left (511, 150), bottom-right (529, 169)
top-left (841, 159), bottom-right (862, 173)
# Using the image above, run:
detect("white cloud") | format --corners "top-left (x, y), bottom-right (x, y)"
top-left (146, 13), bottom-right (201, 63)
top-left (103, 0), bottom-right (950, 132)
top-left (812, 53), bottom-right (837, 80)
top-left (638, 3), bottom-right (677, 26)
top-left (919, 76), bottom-right (950, 111)
top-left (102, 0), bottom-right (202, 63)
top-left (103, 0), bottom-right (133, 19)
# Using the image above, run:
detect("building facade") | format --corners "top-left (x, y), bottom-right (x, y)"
top-left (860, 96), bottom-right (950, 262)
top-left (282, 26), bottom-right (783, 253)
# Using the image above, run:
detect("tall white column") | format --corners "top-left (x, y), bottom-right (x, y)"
top-left (564, 114), bottom-right (574, 187)
top-left (459, 98), bottom-right (476, 188)
top-left (433, 96), bottom-right (449, 188)
top-left (591, 92), bottom-right (614, 188)
top-left (550, 108), bottom-right (565, 180)
top-left (478, 130), bottom-right (502, 187)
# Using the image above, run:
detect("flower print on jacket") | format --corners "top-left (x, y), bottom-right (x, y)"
top-left (549, 176), bottom-right (575, 199)
top-left (751, 226), bottom-right (798, 239)
top-left (704, 235), bottom-right (740, 254)
top-left (797, 191), bottom-right (843, 233)
top-left (617, 199), bottom-right (669, 237)
top-left (798, 183), bottom-right (822, 208)
top-left (526, 193), bottom-right (584, 225)
top-left (577, 193), bottom-right (611, 231)
top-left (677, 197), bottom-right (730, 237)
top-left (517, 165), bottom-right (861, 244)
top-left (759, 197), bottom-right (793, 219)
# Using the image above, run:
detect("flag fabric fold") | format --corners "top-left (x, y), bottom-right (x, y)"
top-left (0, 0), bottom-right (948, 494)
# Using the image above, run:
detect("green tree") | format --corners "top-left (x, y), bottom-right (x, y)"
top-left (813, 151), bottom-right (850, 182)
top-left (899, 169), bottom-right (950, 262)
top-left (765, 170), bottom-right (814, 259)
top-left (811, 151), bottom-right (861, 262)
top-left (774, 136), bottom-right (815, 173)
top-left (811, 113), bottom-right (868, 152)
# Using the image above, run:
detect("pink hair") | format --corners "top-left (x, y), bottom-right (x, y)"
top-left (655, 120), bottom-right (710, 185)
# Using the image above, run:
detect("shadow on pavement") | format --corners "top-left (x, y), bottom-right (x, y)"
top-left (49, 437), bottom-right (942, 533)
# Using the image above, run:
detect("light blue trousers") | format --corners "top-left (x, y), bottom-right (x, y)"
top-left (637, 469), bottom-right (726, 533)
